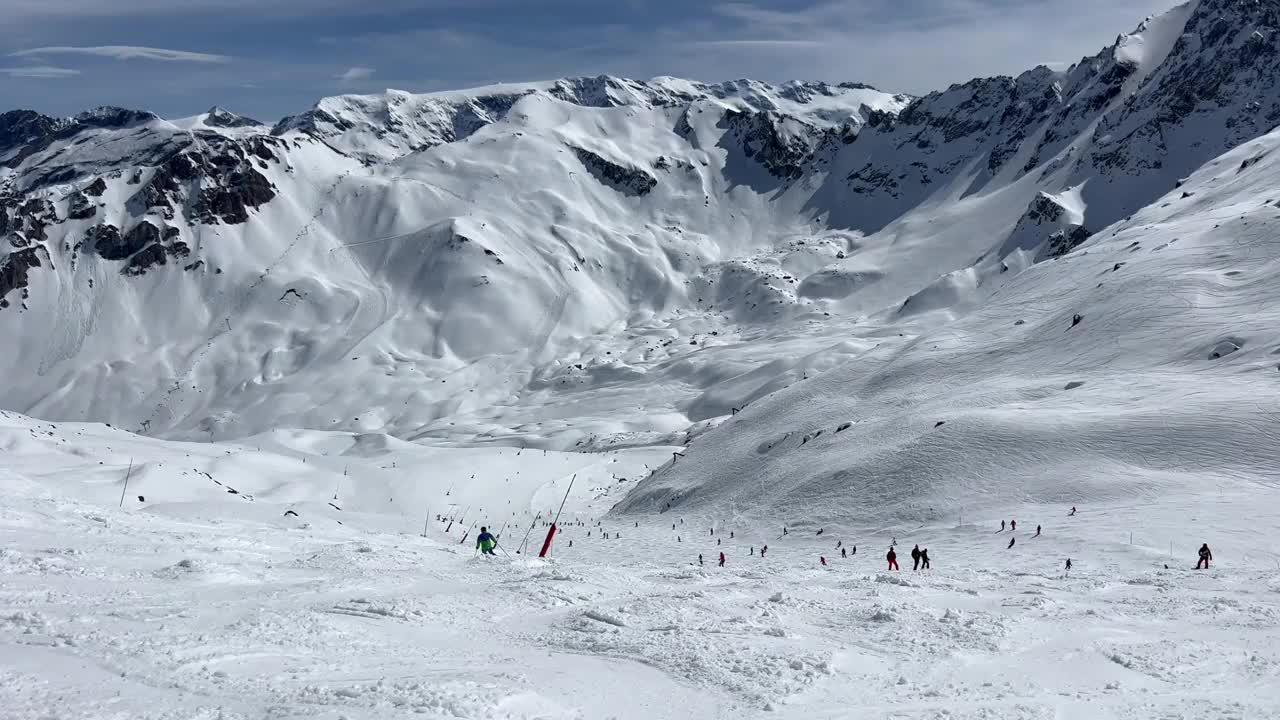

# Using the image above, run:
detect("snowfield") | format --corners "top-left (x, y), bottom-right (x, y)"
top-left (3, 411), bottom-right (1279, 720)
top-left (6, 0), bottom-right (1280, 717)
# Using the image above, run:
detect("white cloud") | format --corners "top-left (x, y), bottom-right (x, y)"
top-left (654, 0), bottom-right (1184, 94)
top-left (0, 65), bottom-right (81, 78)
top-left (11, 45), bottom-right (230, 63)
top-left (336, 66), bottom-right (375, 83)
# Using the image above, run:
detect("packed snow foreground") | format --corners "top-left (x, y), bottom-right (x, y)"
top-left (7, 1), bottom-right (1280, 718)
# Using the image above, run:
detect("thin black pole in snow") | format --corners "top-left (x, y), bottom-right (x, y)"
top-left (517, 512), bottom-right (542, 554)
top-left (422, 506), bottom-right (430, 537)
top-left (118, 458), bottom-right (134, 508)
top-left (551, 474), bottom-right (576, 528)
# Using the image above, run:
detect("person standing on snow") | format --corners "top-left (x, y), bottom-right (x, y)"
top-left (1069, 506), bottom-right (1077, 517)
top-left (1196, 543), bottom-right (1213, 570)
top-left (820, 556), bottom-right (827, 566)
top-left (719, 552), bottom-right (726, 567)
top-left (1010, 520), bottom-right (1016, 532)
top-left (920, 548), bottom-right (930, 570)
top-left (886, 546), bottom-right (899, 571)
top-left (999, 520), bottom-right (1006, 533)
top-left (761, 545), bottom-right (768, 557)
top-left (841, 547), bottom-right (847, 559)
top-left (1034, 525), bottom-right (1042, 538)
top-left (699, 554), bottom-right (704, 566)
top-left (476, 527), bottom-right (497, 555)
top-left (911, 544), bottom-right (922, 571)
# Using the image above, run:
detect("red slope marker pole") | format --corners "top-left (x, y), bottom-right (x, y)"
top-left (539, 474), bottom-right (576, 559)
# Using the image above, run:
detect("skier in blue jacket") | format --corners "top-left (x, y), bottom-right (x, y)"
top-left (476, 527), bottom-right (497, 555)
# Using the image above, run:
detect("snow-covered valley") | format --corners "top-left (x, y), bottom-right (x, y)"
top-left (6, 0), bottom-right (1280, 717)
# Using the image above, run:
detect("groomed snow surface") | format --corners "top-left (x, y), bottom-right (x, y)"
top-left (3, 411), bottom-right (1279, 720)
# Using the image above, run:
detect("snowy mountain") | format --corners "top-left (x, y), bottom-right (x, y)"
top-left (9, 2), bottom-right (1280, 718)
top-left (2, 0), bottom-right (1280, 457)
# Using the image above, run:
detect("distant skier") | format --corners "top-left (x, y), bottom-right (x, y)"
top-left (887, 546), bottom-right (899, 571)
top-left (851, 545), bottom-right (856, 555)
top-left (476, 527), bottom-right (497, 556)
top-left (730, 531), bottom-right (734, 539)
top-left (920, 548), bottom-right (930, 569)
top-left (841, 547), bottom-right (847, 559)
top-left (761, 545), bottom-right (768, 557)
top-left (820, 556), bottom-right (827, 566)
top-left (1065, 558), bottom-right (1072, 574)
top-left (1034, 525), bottom-right (1041, 538)
top-left (1007, 536), bottom-right (1016, 549)
top-left (699, 554), bottom-right (703, 566)
top-left (783, 526), bottom-right (788, 536)
top-left (1069, 506), bottom-right (1077, 517)
top-left (817, 528), bottom-right (824, 536)
top-left (911, 544), bottom-right (921, 571)
top-left (1000, 520), bottom-right (1006, 533)
top-left (1010, 520), bottom-right (1016, 532)
top-left (718, 552), bottom-right (726, 567)
top-left (717, 538), bottom-right (721, 546)
top-left (750, 546), bottom-right (754, 555)
top-left (1196, 543), bottom-right (1213, 570)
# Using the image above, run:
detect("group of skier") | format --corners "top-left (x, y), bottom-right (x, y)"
top-left (469, 503), bottom-right (1218, 575)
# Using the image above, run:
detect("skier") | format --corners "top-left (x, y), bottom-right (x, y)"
top-left (1069, 506), bottom-right (1077, 517)
top-left (920, 548), bottom-right (930, 570)
top-left (750, 546), bottom-right (754, 555)
top-left (730, 531), bottom-right (734, 539)
top-left (1065, 558), bottom-right (1072, 574)
top-left (717, 538), bottom-right (721, 546)
top-left (841, 547), bottom-right (847, 559)
top-left (1010, 520), bottom-right (1016, 532)
top-left (761, 545), bottom-right (768, 557)
top-left (699, 554), bottom-right (703, 566)
top-left (852, 545), bottom-right (856, 555)
top-left (1000, 520), bottom-right (1006, 533)
top-left (475, 527), bottom-right (497, 555)
top-left (718, 552), bottom-right (726, 567)
top-left (1196, 543), bottom-right (1213, 570)
top-left (887, 546), bottom-right (899, 571)
top-left (817, 528), bottom-right (824, 536)
top-left (911, 544), bottom-right (922, 571)
top-left (820, 556), bottom-right (827, 566)
top-left (1007, 536), bottom-right (1016, 549)
top-left (1034, 525), bottom-right (1041, 537)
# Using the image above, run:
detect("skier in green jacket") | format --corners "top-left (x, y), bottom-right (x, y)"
top-left (476, 527), bottom-right (497, 555)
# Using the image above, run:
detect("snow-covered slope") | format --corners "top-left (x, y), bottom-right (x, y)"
top-left (3, 0), bottom-right (1280, 459)
top-left (620, 119), bottom-right (1280, 522)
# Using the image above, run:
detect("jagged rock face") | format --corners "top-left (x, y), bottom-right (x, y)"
top-left (0, 245), bottom-right (48, 308)
top-left (1045, 226), bottom-right (1091, 258)
top-left (571, 147), bottom-right (657, 196)
top-left (66, 191), bottom-right (96, 220)
top-left (1087, 0), bottom-right (1280, 179)
top-left (719, 110), bottom-right (825, 180)
top-left (85, 223), bottom-right (131, 260)
top-left (125, 135), bottom-right (281, 224)
top-left (203, 107), bottom-right (261, 129)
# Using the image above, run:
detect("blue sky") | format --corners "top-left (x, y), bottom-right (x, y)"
top-left (1, 0), bottom-right (1179, 122)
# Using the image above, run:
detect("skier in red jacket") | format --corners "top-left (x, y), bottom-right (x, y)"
top-left (886, 547), bottom-right (899, 571)
top-left (718, 552), bottom-right (726, 567)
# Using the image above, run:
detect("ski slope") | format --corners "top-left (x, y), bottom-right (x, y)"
top-left (5, 2), bottom-right (1280, 717)
top-left (3, 409), bottom-right (1279, 720)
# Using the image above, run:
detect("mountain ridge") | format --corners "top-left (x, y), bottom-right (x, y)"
top-left (4, 0), bottom-right (1280, 452)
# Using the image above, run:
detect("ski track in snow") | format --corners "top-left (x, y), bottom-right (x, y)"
top-left (1, 413), bottom-right (1278, 720)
